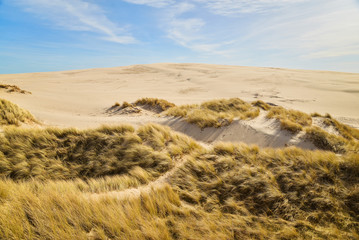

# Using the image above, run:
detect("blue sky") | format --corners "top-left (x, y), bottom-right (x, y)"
top-left (1, 0), bottom-right (359, 73)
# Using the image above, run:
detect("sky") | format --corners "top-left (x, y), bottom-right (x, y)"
top-left (1, 0), bottom-right (359, 73)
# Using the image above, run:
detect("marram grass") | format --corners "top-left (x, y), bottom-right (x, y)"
top-left (1, 98), bottom-right (359, 239)
top-left (164, 98), bottom-right (260, 128)
top-left (0, 123), bottom-right (359, 239)
top-left (0, 98), bottom-right (37, 126)
top-left (126, 98), bottom-right (359, 153)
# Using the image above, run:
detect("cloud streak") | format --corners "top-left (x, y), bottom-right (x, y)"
top-left (242, 0), bottom-right (359, 59)
top-left (14, 0), bottom-right (136, 44)
top-left (192, 0), bottom-right (309, 15)
top-left (122, 0), bottom-right (174, 8)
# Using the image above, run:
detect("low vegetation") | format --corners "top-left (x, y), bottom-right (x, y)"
top-left (1, 98), bottom-right (356, 239)
top-left (135, 98), bottom-right (175, 112)
top-left (169, 143), bottom-right (359, 239)
top-left (0, 125), bottom-right (358, 239)
top-left (165, 98), bottom-right (260, 128)
top-left (0, 84), bottom-right (31, 94)
top-left (110, 98), bottom-right (175, 114)
top-left (0, 98), bottom-right (37, 125)
top-left (321, 114), bottom-right (359, 140)
top-left (305, 126), bottom-right (359, 154)
top-left (267, 106), bottom-right (312, 133)
top-left (109, 98), bottom-right (359, 154)
top-left (0, 124), bottom-right (201, 181)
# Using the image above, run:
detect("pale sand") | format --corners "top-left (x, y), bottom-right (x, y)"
top-left (0, 63), bottom-right (358, 147)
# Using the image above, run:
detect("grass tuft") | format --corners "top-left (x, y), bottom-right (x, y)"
top-left (134, 98), bottom-right (175, 112)
top-left (267, 106), bottom-right (312, 133)
top-left (165, 98), bottom-right (260, 128)
top-left (251, 100), bottom-right (272, 110)
top-left (0, 98), bottom-right (37, 125)
top-left (0, 84), bottom-right (31, 94)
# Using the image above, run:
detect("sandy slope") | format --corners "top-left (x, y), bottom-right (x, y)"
top-left (1, 63), bottom-right (358, 128)
top-left (1, 63), bottom-right (358, 134)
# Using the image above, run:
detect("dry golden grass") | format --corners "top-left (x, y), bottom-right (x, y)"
top-left (0, 98), bottom-right (37, 125)
top-left (0, 84), bottom-right (31, 94)
top-left (0, 124), bottom-right (202, 181)
top-left (135, 98), bottom-right (176, 112)
top-left (305, 126), bottom-right (359, 154)
top-left (169, 143), bottom-right (359, 239)
top-left (322, 115), bottom-right (359, 141)
top-left (305, 113), bottom-right (359, 154)
top-left (111, 98), bottom-right (174, 114)
top-left (165, 98), bottom-right (260, 128)
top-left (1, 99), bottom-right (358, 239)
top-left (121, 101), bottom-right (134, 109)
top-left (267, 106), bottom-right (312, 133)
top-left (251, 100), bottom-right (272, 110)
top-left (0, 129), bottom-right (358, 239)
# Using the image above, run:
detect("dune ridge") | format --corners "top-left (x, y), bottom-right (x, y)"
top-left (0, 63), bottom-right (358, 128)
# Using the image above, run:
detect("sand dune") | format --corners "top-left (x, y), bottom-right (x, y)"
top-left (0, 63), bottom-right (358, 129)
top-left (163, 112), bottom-right (316, 149)
top-left (0, 63), bottom-right (358, 149)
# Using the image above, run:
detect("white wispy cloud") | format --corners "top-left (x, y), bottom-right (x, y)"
top-left (192, 0), bottom-right (308, 15)
top-left (242, 0), bottom-right (359, 59)
top-left (163, 2), bottom-right (232, 54)
top-left (122, 0), bottom-right (174, 8)
top-left (13, 0), bottom-right (136, 44)
top-left (120, 0), bottom-right (227, 53)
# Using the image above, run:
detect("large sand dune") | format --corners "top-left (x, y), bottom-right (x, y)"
top-left (0, 63), bottom-right (358, 131)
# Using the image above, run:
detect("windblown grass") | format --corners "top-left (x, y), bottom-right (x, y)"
top-left (251, 100), bottom-right (272, 110)
top-left (165, 98), bottom-right (260, 128)
top-left (0, 98), bottom-right (37, 125)
top-left (0, 129), bottom-right (358, 239)
top-left (135, 98), bottom-right (176, 112)
top-left (267, 106), bottom-right (312, 133)
top-left (0, 84), bottom-right (31, 94)
top-left (305, 126), bottom-right (359, 154)
top-left (1, 98), bottom-right (357, 239)
top-left (0, 124), bottom-right (202, 180)
top-left (304, 113), bottom-right (359, 154)
top-left (169, 143), bottom-right (359, 239)
top-left (321, 114), bottom-right (359, 140)
top-left (111, 98), bottom-right (175, 114)
top-left (109, 98), bottom-right (359, 153)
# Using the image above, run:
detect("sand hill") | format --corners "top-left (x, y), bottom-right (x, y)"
top-left (0, 63), bottom-right (358, 129)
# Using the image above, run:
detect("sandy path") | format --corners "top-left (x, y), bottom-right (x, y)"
top-left (86, 157), bottom-right (186, 200)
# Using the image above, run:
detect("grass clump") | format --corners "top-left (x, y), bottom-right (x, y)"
top-left (251, 100), bottom-right (272, 110)
top-left (0, 124), bottom-right (202, 181)
top-left (0, 98), bottom-right (37, 126)
top-left (122, 101), bottom-right (133, 108)
top-left (165, 98), bottom-right (260, 128)
top-left (267, 106), bottom-right (312, 133)
top-left (321, 115), bottom-right (359, 141)
top-left (134, 98), bottom-right (175, 112)
top-left (111, 101), bottom-right (133, 109)
top-left (169, 143), bottom-right (359, 239)
top-left (305, 126), bottom-right (359, 154)
top-left (307, 113), bottom-right (359, 153)
top-left (111, 98), bottom-right (174, 114)
top-left (0, 84), bottom-right (31, 94)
